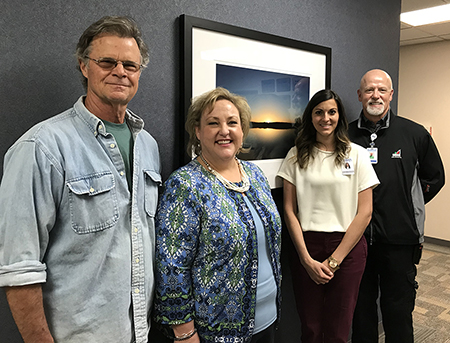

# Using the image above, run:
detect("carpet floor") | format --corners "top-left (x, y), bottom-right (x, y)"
top-left (352, 242), bottom-right (450, 343)
top-left (386, 242), bottom-right (450, 343)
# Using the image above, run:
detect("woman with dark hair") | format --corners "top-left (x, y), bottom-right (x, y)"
top-left (277, 89), bottom-right (379, 343)
top-left (154, 87), bottom-right (282, 343)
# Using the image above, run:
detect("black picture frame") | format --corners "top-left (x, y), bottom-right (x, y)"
top-left (180, 14), bottom-right (331, 187)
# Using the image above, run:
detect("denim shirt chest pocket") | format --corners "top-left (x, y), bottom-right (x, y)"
top-left (66, 172), bottom-right (119, 234)
top-left (143, 170), bottom-right (161, 217)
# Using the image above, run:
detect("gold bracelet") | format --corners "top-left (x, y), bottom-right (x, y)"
top-left (173, 328), bottom-right (197, 341)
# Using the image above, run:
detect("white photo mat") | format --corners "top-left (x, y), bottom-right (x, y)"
top-left (181, 15), bottom-right (331, 188)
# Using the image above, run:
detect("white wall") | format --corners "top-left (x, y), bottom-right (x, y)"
top-left (399, 41), bottom-right (450, 241)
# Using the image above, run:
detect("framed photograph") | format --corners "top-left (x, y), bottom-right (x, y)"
top-left (180, 14), bottom-right (331, 188)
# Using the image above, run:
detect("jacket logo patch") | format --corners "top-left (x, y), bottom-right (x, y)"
top-left (391, 149), bottom-right (402, 159)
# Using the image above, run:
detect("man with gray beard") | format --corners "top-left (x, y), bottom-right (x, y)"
top-left (348, 69), bottom-right (445, 343)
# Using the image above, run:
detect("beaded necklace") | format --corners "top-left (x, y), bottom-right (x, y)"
top-left (199, 154), bottom-right (250, 193)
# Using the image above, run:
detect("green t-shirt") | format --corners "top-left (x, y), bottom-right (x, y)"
top-left (103, 120), bottom-right (133, 190)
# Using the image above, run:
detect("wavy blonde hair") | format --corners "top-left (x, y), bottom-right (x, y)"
top-left (185, 87), bottom-right (251, 157)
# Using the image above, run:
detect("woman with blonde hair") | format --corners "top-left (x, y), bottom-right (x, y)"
top-left (154, 87), bottom-right (282, 343)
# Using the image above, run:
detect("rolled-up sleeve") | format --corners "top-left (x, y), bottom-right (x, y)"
top-left (0, 138), bottom-right (63, 287)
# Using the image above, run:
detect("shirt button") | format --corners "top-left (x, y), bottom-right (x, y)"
top-left (89, 187), bottom-right (95, 193)
top-left (136, 258), bottom-right (140, 263)
top-left (120, 171), bottom-right (125, 176)
top-left (135, 288), bottom-right (140, 294)
top-left (110, 143), bottom-right (115, 148)
top-left (134, 228), bottom-right (138, 233)
top-left (99, 125), bottom-right (103, 130)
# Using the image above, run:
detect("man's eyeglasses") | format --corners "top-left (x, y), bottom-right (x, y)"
top-left (86, 57), bottom-right (144, 73)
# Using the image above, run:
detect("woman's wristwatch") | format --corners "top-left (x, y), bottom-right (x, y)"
top-left (327, 256), bottom-right (340, 272)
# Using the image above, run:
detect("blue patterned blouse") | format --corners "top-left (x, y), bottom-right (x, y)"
top-left (154, 159), bottom-right (282, 342)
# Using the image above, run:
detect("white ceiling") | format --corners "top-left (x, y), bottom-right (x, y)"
top-left (401, 0), bottom-right (450, 45)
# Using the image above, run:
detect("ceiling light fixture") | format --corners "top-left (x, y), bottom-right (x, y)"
top-left (401, 3), bottom-right (450, 26)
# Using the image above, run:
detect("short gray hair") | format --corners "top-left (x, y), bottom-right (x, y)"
top-left (76, 16), bottom-right (149, 89)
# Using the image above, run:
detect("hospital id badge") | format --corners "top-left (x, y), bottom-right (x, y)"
top-left (367, 147), bottom-right (378, 164)
top-left (342, 158), bottom-right (354, 175)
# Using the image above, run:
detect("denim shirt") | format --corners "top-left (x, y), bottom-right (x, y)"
top-left (0, 97), bottom-right (161, 343)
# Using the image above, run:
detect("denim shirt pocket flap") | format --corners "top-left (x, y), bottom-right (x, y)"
top-left (67, 173), bottom-right (115, 196)
top-left (143, 169), bottom-right (161, 217)
top-left (66, 172), bottom-right (119, 234)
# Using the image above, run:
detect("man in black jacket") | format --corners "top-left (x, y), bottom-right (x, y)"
top-left (349, 69), bottom-right (445, 343)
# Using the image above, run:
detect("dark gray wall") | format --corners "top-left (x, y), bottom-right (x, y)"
top-left (0, 1), bottom-right (401, 342)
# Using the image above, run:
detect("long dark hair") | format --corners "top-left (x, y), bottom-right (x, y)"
top-left (295, 89), bottom-right (350, 168)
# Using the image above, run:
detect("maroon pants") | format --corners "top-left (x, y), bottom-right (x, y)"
top-left (290, 232), bottom-right (367, 343)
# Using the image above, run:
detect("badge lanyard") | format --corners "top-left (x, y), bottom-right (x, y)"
top-left (367, 133), bottom-right (378, 164)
